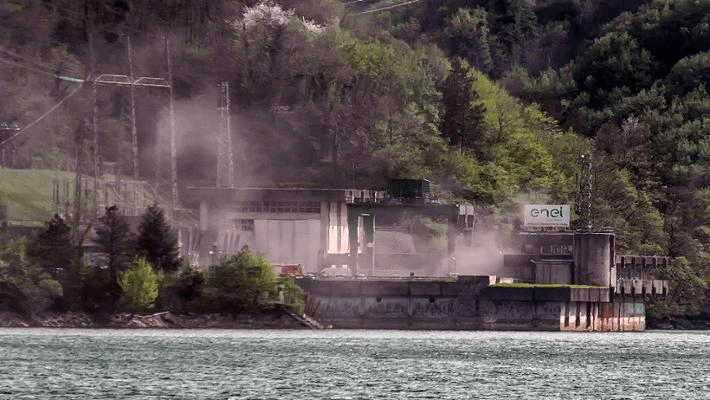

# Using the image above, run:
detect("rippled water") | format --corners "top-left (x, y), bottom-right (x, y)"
top-left (0, 329), bottom-right (708, 399)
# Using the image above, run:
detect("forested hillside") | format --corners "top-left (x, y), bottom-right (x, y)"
top-left (1, 0), bottom-right (709, 319)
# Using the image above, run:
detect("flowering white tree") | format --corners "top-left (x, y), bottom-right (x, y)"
top-left (236, 1), bottom-right (323, 33)
top-left (241, 0), bottom-right (292, 29)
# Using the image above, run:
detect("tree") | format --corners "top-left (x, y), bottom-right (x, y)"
top-left (647, 256), bottom-right (708, 318)
top-left (0, 195), bottom-right (7, 227)
top-left (28, 213), bottom-right (74, 274)
top-left (445, 7), bottom-right (493, 73)
top-left (94, 205), bottom-right (135, 283)
top-left (137, 203), bottom-right (180, 273)
top-left (117, 257), bottom-right (162, 313)
top-left (0, 236), bottom-right (62, 315)
top-left (206, 245), bottom-right (276, 313)
top-left (440, 58), bottom-right (486, 149)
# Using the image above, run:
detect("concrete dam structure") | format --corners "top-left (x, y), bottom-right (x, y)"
top-left (298, 232), bottom-right (668, 332)
top-left (182, 180), bottom-right (668, 331)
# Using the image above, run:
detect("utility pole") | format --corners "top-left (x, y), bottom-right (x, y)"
top-left (166, 36), bottom-right (178, 215)
top-left (127, 35), bottom-right (138, 212)
top-left (216, 81), bottom-right (234, 187)
top-left (90, 29), bottom-right (99, 220)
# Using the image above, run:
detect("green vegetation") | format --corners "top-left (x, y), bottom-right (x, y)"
top-left (136, 203), bottom-right (181, 273)
top-left (117, 257), bottom-right (163, 313)
top-left (0, 207), bottom-right (304, 317)
top-left (491, 283), bottom-right (607, 289)
top-left (2, 0), bottom-right (710, 321)
top-left (0, 169), bottom-right (77, 225)
top-left (203, 246), bottom-right (277, 313)
top-left (0, 236), bottom-right (62, 314)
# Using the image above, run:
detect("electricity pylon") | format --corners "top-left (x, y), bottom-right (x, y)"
top-left (91, 34), bottom-right (174, 216)
top-left (216, 81), bottom-right (234, 188)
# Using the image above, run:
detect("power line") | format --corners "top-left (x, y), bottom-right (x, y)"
top-left (0, 82), bottom-right (84, 150)
top-left (0, 56), bottom-right (84, 83)
top-left (350, 0), bottom-right (421, 15)
top-left (0, 51), bottom-right (85, 83)
top-left (0, 47), bottom-right (84, 77)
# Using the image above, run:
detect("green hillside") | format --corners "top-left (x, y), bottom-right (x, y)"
top-left (0, 168), bottom-right (76, 226)
top-left (0, 168), bottom-right (161, 227)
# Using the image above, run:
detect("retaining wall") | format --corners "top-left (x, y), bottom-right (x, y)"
top-left (300, 277), bottom-right (648, 331)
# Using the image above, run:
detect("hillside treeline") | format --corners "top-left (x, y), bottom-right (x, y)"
top-left (1, 0), bottom-right (709, 319)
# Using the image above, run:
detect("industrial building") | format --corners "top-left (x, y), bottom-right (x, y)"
top-left (181, 179), bottom-right (475, 275)
top-left (182, 180), bottom-right (667, 331)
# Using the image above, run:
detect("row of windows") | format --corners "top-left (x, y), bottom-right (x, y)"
top-left (234, 219), bottom-right (254, 231)
top-left (235, 201), bottom-right (321, 214)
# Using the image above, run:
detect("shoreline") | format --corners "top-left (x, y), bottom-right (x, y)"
top-left (0, 308), bottom-right (322, 330)
top-left (1, 310), bottom-right (707, 330)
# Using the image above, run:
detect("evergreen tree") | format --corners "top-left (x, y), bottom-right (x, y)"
top-left (445, 7), bottom-right (494, 73)
top-left (137, 203), bottom-right (181, 273)
top-left (94, 206), bottom-right (135, 283)
top-left (28, 214), bottom-right (75, 274)
top-left (441, 58), bottom-right (486, 150)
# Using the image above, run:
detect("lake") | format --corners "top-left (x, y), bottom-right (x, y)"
top-left (0, 329), bottom-right (708, 399)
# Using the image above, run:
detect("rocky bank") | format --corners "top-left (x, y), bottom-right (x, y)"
top-left (0, 307), bottom-right (324, 329)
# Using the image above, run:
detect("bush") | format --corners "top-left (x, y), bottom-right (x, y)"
top-left (204, 246), bottom-right (276, 314)
top-left (281, 277), bottom-right (305, 315)
top-left (156, 269), bottom-right (205, 313)
top-left (0, 236), bottom-right (62, 315)
top-left (117, 257), bottom-right (163, 313)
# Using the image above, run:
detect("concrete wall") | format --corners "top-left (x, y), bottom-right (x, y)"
top-left (255, 219), bottom-right (321, 271)
top-left (197, 199), bottom-right (351, 272)
top-left (326, 201), bottom-right (349, 256)
top-left (300, 277), bottom-right (647, 331)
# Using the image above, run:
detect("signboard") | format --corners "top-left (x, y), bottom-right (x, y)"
top-left (524, 205), bottom-right (570, 228)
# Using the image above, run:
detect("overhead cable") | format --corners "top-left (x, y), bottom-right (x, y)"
top-left (0, 82), bottom-right (85, 149)
top-left (351, 0), bottom-right (421, 15)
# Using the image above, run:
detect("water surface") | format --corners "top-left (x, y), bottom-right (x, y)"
top-left (0, 329), bottom-right (708, 399)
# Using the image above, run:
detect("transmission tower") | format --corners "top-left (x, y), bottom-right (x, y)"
top-left (91, 34), bottom-right (173, 216)
top-left (578, 153), bottom-right (593, 231)
top-left (216, 81), bottom-right (234, 188)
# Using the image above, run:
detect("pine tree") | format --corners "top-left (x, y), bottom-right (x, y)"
top-left (94, 205), bottom-right (135, 283)
top-left (29, 213), bottom-right (75, 274)
top-left (137, 203), bottom-right (181, 273)
top-left (441, 58), bottom-right (486, 150)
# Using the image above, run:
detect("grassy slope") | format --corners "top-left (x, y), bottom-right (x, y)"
top-left (0, 168), bottom-right (77, 226)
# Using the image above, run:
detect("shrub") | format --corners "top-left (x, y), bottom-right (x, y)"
top-left (117, 257), bottom-right (163, 313)
top-left (205, 246), bottom-right (276, 313)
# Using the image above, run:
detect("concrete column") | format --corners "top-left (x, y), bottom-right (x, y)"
top-left (199, 200), bottom-right (208, 231)
top-left (447, 222), bottom-right (457, 256)
top-left (348, 207), bottom-right (359, 275)
top-left (361, 214), bottom-right (375, 276)
top-left (320, 201), bottom-right (329, 269)
top-left (573, 232), bottom-right (613, 286)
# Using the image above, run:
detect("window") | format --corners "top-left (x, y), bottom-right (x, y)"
top-left (299, 201), bottom-right (320, 213)
top-left (234, 219), bottom-right (254, 231)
